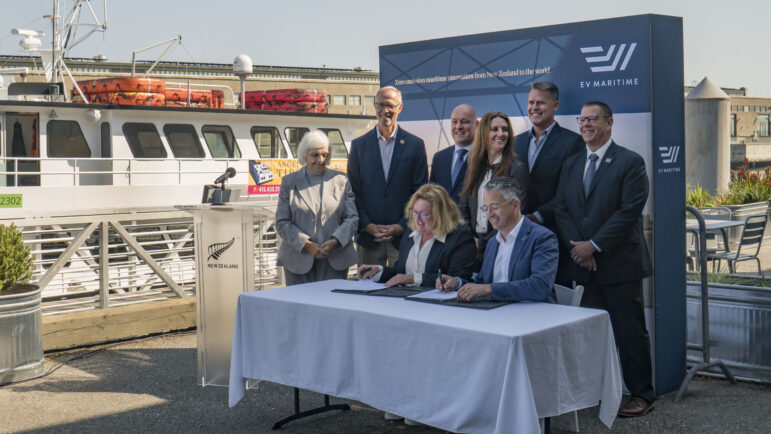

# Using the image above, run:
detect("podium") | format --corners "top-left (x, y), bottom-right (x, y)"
top-left (184, 203), bottom-right (274, 387)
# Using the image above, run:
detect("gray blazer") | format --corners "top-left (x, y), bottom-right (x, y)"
top-left (275, 168), bottom-right (358, 274)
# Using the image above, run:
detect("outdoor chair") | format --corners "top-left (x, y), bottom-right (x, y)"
top-left (707, 214), bottom-right (768, 275)
top-left (554, 283), bottom-right (584, 307)
top-left (687, 207), bottom-right (732, 270)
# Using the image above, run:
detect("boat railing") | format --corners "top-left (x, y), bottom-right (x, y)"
top-left (1, 206), bottom-right (282, 315)
top-left (0, 156), bottom-right (254, 187)
top-left (164, 81), bottom-right (237, 108)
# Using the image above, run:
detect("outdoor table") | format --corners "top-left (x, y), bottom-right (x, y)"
top-left (686, 219), bottom-right (745, 264)
top-left (228, 279), bottom-right (622, 434)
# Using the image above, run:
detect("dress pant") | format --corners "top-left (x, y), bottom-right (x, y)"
top-left (580, 279), bottom-right (655, 402)
top-left (357, 241), bottom-right (399, 268)
top-left (283, 258), bottom-right (349, 286)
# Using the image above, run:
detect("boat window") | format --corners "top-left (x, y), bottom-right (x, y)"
top-left (47, 120), bottom-right (91, 157)
top-left (163, 124), bottom-right (205, 158)
top-left (101, 122), bottom-right (111, 158)
top-left (202, 125), bottom-right (241, 159)
top-left (251, 126), bottom-right (286, 158)
top-left (122, 123), bottom-right (167, 158)
top-left (284, 127), bottom-right (309, 157)
top-left (319, 128), bottom-right (348, 158)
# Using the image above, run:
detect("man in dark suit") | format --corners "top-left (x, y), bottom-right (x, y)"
top-left (438, 177), bottom-right (558, 303)
top-left (348, 86), bottom-right (428, 266)
top-left (514, 82), bottom-right (583, 284)
top-left (553, 101), bottom-right (654, 417)
top-left (429, 104), bottom-right (477, 205)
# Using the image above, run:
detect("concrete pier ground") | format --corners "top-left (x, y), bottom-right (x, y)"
top-left (0, 333), bottom-right (768, 433)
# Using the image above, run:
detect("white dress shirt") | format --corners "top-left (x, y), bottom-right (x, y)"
top-left (493, 217), bottom-right (524, 283)
top-left (475, 154), bottom-right (502, 234)
top-left (372, 230), bottom-right (445, 285)
top-left (377, 125), bottom-right (399, 180)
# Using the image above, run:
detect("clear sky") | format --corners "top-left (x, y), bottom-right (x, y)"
top-left (1, 0), bottom-right (768, 95)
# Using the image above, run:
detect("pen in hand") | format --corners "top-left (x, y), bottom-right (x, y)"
top-left (439, 269), bottom-right (446, 292)
top-left (358, 266), bottom-right (373, 280)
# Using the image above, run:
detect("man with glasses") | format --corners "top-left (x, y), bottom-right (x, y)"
top-left (348, 86), bottom-right (428, 266)
top-left (429, 104), bottom-right (477, 205)
top-left (553, 101), bottom-right (654, 417)
top-left (514, 82), bottom-right (583, 285)
top-left (437, 177), bottom-right (558, 303)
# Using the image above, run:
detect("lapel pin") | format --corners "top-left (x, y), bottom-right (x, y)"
top-left (605, 158), bottom-right (613, 163)
top-left (400, 139), bottom-right (405, 144)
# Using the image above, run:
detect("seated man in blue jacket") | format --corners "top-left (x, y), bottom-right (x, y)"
top-left (437, 177), bottom-right (558, 302)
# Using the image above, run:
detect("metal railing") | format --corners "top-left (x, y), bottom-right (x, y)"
top-left (3, 206), bottom-right (281, 315)
top-left (0, 156), bottom-right (247, 187)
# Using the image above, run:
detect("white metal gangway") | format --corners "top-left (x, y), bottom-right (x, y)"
top-left (2, 204), bottom-right (281, 315)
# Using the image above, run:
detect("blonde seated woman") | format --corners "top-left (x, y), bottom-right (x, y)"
top-left (357, 183), bottom-right (476, 288)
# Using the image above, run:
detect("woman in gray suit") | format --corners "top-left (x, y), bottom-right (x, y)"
top-left (275, 130), bottom-right (358, 285)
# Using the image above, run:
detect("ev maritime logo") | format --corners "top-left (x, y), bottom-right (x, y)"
top-left (580, 43), bottom-right (637, 73)
top-left (657, 146), bottom-right (682, 174)
top-left (658, 146), bottom-right (680, 164)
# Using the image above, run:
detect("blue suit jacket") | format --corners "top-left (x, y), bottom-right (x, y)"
top-left (464, 217), bottom-right (558, 303)
top-left (347, 126), bottom-right (428, 249)
top-left (429, 146), bottom-right (467, 205)
top-left (379, 225), bottom-right (476, 284)
top-left (514, 122), bottom-right (584, 228)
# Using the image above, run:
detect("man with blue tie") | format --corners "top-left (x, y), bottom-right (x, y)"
top-left (437, 177), bottom-right (558, 303)
top-left (553, 101), bottom-right (654, 417)
top-left (348, 86), bottom-right (428, 266)
top-left (429, 104), bottom-right (477, 205)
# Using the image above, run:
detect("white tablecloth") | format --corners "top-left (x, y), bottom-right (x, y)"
top-left (228, 279), bottom-right (621, 434)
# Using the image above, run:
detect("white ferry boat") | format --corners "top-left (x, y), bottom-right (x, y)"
top-left (0, 98), bottom-right (372, 218)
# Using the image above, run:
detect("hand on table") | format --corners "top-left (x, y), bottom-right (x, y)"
top-left (384, 273), bottom-right (413, 287)
top-left (457, 283), bottom-right (492, 302)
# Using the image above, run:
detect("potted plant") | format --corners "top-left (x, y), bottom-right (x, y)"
top-left (0, 223), bottom-right (44, 385)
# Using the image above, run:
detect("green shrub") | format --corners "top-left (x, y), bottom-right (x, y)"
top-left (686, 158), bottom-right (771, 206)
top-left (686, 184), bottom-right (716, 207)
top-left (0, 223), bottom-right (33, 291)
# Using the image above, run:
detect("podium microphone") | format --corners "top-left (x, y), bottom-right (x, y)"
top-left (214, 167), bottom-right (236, 187)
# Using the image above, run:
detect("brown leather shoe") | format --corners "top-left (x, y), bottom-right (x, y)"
top-left (618, 396), bottom-right (655, 417)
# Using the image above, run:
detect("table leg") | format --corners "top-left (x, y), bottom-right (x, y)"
top-left (272, 388), bottom-right (350, 430)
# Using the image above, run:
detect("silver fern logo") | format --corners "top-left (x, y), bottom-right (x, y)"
top-left (580, 43), bottom-right (637, 72)
top-left (208, 237), bottom-right (235, 261)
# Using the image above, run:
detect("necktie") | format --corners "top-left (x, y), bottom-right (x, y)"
top-left (451, 148), bottom-right (468, 187)
top-left (583, 153), bottom-right (599, 197)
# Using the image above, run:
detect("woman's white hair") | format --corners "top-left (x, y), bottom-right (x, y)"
top-left (297, 130), bottom-right (331, 166)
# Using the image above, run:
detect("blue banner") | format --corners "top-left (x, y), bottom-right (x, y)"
top-left (380, 15), bottom-right (653, 120)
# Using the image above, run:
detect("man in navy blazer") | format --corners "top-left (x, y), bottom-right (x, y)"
top-left (429, 104), bottom-right (477, 205)
top-left (514, 82), bottom-right (583, 284)
top-left (348, 86), bottom-right (428, 266)
top-left (438, 177), bottom-right (558, 303)
top-left (553, 101), bottom-right (654, 417)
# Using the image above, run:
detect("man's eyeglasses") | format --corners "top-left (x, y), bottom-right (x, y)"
top-left (479, 200), bottom-right (512, 213)
top-left (375, 102), bottom-right (400, 111)
top-left (576, 115), bottom-right (609, 125)
top-left (412, 210), bottom-right (432, 219)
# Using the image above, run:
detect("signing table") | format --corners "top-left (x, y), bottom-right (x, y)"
top-left (228, 279), bottom-right (622, 434)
